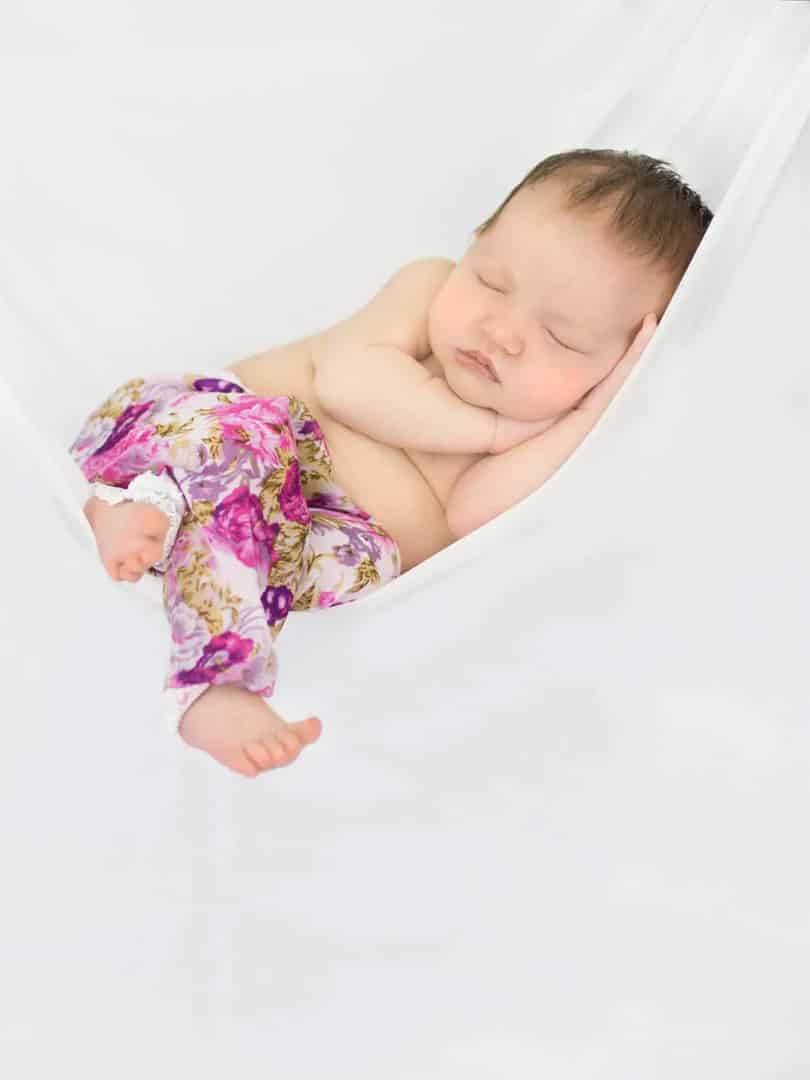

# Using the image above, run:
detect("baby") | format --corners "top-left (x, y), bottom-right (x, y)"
top-left (71, 148), bottom-right (712, 779)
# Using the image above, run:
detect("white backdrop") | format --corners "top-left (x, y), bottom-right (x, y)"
top-left (2, 2), bottom-right (809, 1076)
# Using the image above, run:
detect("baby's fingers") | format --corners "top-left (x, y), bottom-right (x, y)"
top-left (631, 312), bottom-right (658, 355)
top-left (119, 568), bottom-right (144, 583)
top-left (577, 313), bottom-right (657, 416)
top-left (613, 314), bottom-right (657, 375)
top-left (101, 556), bottom-right (138, 582)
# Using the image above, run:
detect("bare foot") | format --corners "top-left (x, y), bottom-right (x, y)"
top-left (84, 496), bottom-right (169, 582)
top-left (178, 683), bottom-right (322, 778)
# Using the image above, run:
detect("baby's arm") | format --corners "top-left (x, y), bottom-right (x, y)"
top-left (314, 344), bottom-right (549, 455)
top-left (310, 258), bottom-right (552, 454)
top-left (314, 343), bottom-right (498, 453)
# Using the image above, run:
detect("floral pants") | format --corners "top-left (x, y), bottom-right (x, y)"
top-left (68, 371), bottom-right (402, 732)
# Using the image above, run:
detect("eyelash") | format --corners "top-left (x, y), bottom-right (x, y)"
top-left (475, 274), bottom-right (573, 350)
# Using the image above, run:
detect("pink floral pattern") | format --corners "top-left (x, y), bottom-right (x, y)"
top-left (69, 373), bottom-right (401, 729)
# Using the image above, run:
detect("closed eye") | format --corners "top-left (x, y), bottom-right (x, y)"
top-left (546, 328), bottom-right (575, 350)
top-left (476, 272), bottom-right (581, 352)
top-left (476, 273), bottom-right (504, 293)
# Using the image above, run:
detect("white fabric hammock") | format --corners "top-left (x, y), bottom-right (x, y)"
top-left (2, 1), bottom-right (809, 1074)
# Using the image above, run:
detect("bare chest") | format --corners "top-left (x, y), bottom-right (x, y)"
top-left (220, 340), bottom-right (481, 571)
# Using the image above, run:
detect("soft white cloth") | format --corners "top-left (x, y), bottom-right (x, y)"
top-left (2, 3), bottom-right (810, 1074)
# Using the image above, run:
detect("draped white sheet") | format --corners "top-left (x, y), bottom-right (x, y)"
top-left (2, 2), bottom-right (809, 1075)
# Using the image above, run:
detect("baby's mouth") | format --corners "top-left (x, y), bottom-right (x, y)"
top-left (458, 350), bottom-right (500, 383)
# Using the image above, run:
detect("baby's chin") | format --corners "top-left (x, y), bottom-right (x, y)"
top-left (442, 363), bottom-right (496, 402)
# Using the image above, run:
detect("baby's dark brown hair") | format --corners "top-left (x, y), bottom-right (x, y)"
top-left (474, 148), bottom-right (713, 295)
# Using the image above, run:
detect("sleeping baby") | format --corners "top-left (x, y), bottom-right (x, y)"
top-left (69, 147), bottom-right (712, 779)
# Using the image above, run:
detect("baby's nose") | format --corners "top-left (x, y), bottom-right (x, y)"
top-left (485, 326), bottom-right (522, 357)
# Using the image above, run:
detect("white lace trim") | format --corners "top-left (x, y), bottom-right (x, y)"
top-left (90, 472), bottom-right (187, 571)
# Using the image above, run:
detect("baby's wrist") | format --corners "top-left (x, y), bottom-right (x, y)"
top-left (489, 412), bottom-right (507, 454)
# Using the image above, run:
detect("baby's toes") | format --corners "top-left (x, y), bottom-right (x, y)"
top-left (276, 727), bottom-right (306, 760)
top-left (243, 736), bottom-right (299, 772)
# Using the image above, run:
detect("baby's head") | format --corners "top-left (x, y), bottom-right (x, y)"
top-left (428, 148), bottom-right (713, 421)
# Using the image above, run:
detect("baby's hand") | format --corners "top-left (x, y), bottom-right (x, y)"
top-left (489, 413), bottom-right (559, 454)
top-left (84, 497), bottom-right (169, 582)
top-left (488, 313), bottom-right (658, 454)
top-left (570, 313), bottom-right (657, 421)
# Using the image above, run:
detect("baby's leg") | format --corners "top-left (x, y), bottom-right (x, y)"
top-left (83, 489), bottom-right (320, 777)
top-left (71, 374), bottom-right (323, 777)
top-left (160, 504), bottom-right (322, 778)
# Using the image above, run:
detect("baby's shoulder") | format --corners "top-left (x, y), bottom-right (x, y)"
top-left (312, 256), bottom-right (456, 362)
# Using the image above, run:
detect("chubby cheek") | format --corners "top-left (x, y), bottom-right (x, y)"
top-left (520, 365), bottom-right (598, 418)
top-left (428, 282), bottom-right (474, 355)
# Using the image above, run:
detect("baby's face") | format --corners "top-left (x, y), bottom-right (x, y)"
top-left (427, 180), bottom-right (674, 421)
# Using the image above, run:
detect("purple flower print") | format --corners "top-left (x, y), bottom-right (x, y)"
top-left (279, 459), bottom-right (309, 524)
top-left (173, 631), bottom-right (254, 686)
top-left (261, 585), bottom-right (293, 627)
top-left (191, 378), bottom-right (245, 394)
top-left (297, 416), bottom-right (325, 441)
top-left (91, 400), bottom-right (154, 458)
top-left (211, 486), bottom-right (279, 568)
top-left (332, 526), bottom-right (381, 567)
top-left (332, 543), bottom-right (360, 568)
